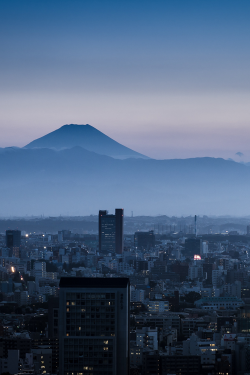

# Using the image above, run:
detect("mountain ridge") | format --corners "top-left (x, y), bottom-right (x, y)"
top-left (25, 124), bottom-right (149, 160)
top-left (0, 146), bottom-right (250, 216)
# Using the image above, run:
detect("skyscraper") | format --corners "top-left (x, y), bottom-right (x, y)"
top-left (134, 230), bottom-right (155, 249)
top-left (59, 277), bottom-right (130, 375)
top-left (99, 209), bottom-right (124, 254)
top-left (184, 238), bottom-right (202, 257)
top-left (115, 208), bottom-right (123, 255)
top-left (6, 230), bottom-right (21, 248)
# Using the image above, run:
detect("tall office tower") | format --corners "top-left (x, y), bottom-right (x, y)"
top-left (134, 230), bottom-right (155, 250)
top-left (184, 238), bottom-right (202, 257)
top-left (115, 209), bottom-right (123, 254)
top-left (6, 230), bottom-right (21, 248)
top-left (59, 277), bottom-right (130, 375)
top-left (99, 209), bottom-right (124, 254)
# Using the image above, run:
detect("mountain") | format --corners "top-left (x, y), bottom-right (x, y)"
top-left (25, 124), bottom-right (149, 159)
top-left (0, 146), bottom-right (250, 217)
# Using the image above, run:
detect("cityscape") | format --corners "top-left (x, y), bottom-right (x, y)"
top-left (1, 0), bottom-right (250, 375)
top-left (0, 212), bottom-right (250, 374)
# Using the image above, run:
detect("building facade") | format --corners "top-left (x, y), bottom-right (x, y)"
top-left (59, 277), bottom-right (130, 375)
top-left (6, 230), bottom-right (21, 249)
top-left (134, 231), bottom-right (155, 250)
top-left (98, 209), bottom-right (124, 254)
top-left (184, 238), bottom-right (202, 257)
top-left (147, 301), bottom-right (169, 313)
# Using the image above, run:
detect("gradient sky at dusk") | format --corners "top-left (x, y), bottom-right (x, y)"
top-left (1, 0), bottom-right (250, 159)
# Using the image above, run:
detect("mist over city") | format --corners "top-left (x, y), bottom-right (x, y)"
top-left (2, 123), bottom-right (250, 217)
top-left (1, 1), bottom-right (250, 375)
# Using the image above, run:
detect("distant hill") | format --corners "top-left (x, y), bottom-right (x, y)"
top-left (25, 124), bottom-right (149, 159)
top-left (0, 146), bottom-right (250, 216)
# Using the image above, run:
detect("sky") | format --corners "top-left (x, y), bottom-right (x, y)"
top-left (0, 0), bottom-right (250, 160)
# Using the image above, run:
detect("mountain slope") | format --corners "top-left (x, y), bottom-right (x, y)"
top-left (0, 147), bottom-right (250, 216)
top-left (25, 124), bottom-right (149, 159)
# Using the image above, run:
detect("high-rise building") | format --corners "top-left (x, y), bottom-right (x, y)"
top-left (134, 230), bottom-right (155, 249)
top-left (184, 238), bottom-right (202, 257)
top-left (59, 277), bottom-right (130, 375)
top-left (115, 208), bottom-right (123, 255)
top-left (99, 209), bottom-right (124, 254)
top-left (6, 230), bottom-right (21, 249)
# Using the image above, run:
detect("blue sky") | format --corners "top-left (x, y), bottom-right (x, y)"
top-left (0, 0), bottom-right (250, 159)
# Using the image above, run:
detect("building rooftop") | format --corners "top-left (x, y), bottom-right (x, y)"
top-left (59, 277), bottom-right (129, 288)
top-left (198, 297), bottom-right (243, 302)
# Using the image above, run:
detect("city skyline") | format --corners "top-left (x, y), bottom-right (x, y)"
top-left (1, 2), bottom-right (250, 373)
top-left (1, 1), bottom-right (250, 160)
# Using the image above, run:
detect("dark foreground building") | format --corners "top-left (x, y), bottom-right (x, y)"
top-left (99, 209), bottom-right (124, 254)
top-left (59, 277), bottom-right (130, 375)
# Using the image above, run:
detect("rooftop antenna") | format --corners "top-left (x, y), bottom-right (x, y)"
top-left (195, 215), bottom-right (197, 237)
